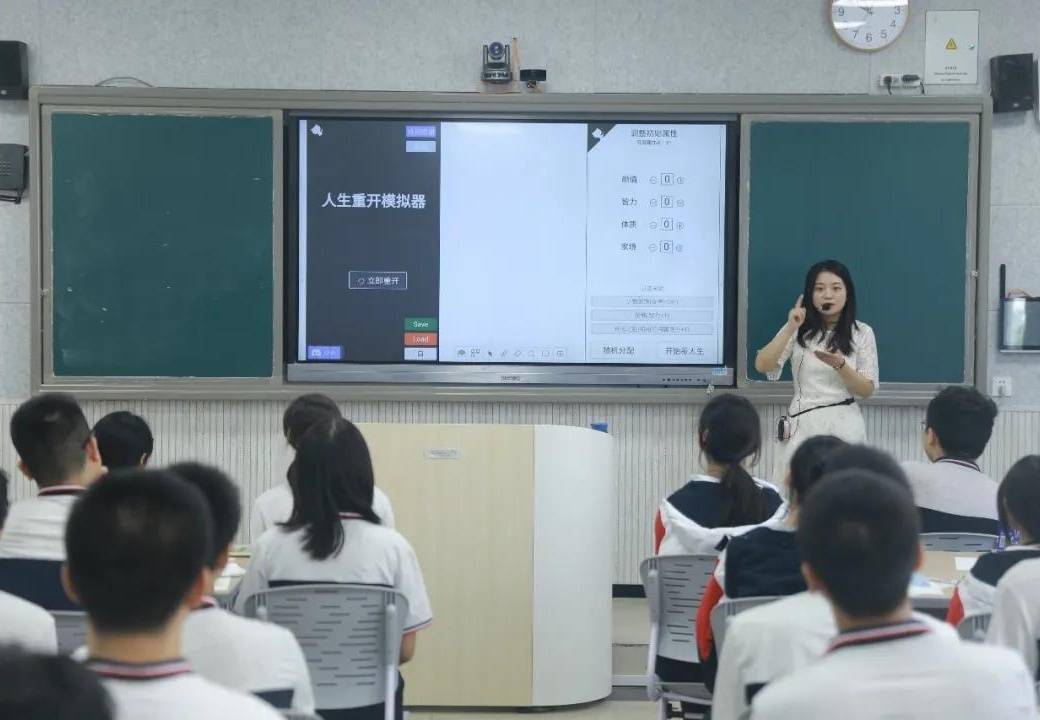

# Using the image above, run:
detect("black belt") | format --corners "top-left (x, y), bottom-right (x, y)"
top-left (791, 397), bottom-right (855, 419)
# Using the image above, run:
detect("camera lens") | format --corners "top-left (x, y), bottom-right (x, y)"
top-left (488, 42), bottom-right (504, 59)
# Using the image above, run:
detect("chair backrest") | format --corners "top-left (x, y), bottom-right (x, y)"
top-left (50, 610), bottom-right (89, 655)
top-left (710, 597), bottom-right (780, 654)
top-left (0, 558), bottom-right (79, 610)
top-left (242, 584), bottom-right (408, 712)
top-left (957, 613), bottom-right (992, 642)
top-left (640, 554), bottom-right (717, 661)
top-left (919, 533), bottom-right (998, 552)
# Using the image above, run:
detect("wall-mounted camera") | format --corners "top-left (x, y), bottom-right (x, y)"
top-left (481, 42), bottom-right (513, 84)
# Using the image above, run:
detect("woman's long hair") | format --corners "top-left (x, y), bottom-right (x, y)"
top-left (698, 394), bottom-right (768, 526)
top-left (797, 259), bottom-right (859, 355)
top-left (282, 417), bottom-right (380, 560)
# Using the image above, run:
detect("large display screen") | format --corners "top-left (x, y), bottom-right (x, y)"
top-left (289, 116), bottom-right (738, 386)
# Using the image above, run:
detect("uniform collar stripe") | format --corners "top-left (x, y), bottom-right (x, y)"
top-left (87, 658), bottom-right (192, 680)
top-left (828, 620), bottom-right (930, 653)
top-left (937, 458), bottom-right (981, 471)
top-left (38, 485), bottom-right (85, 497)
top-left (339, 512), bottom-right (364, 519)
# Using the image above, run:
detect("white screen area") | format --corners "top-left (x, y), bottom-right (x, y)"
top-left (438, 122), bottom-right (728, 365)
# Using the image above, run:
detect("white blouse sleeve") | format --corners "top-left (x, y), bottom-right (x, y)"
top-left (394, 538), bottom-right (433, 632)
top-left (854, 324), bottom-right (879, 387)
top-left (765, 327), bottom-right (796, 382)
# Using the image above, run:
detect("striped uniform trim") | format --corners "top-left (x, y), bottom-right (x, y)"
top-left (338, 512), bottom-right (364, 519)
top-left (827, 620), bottom-right (930, 653)
top-left (87, 658), bottom-right (193, 680)
top-left (37, 485), bottom-right (85, 497)
top-left (936, 458), bottom-right (981, 472)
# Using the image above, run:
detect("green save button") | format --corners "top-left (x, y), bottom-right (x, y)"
top-left (405, 317), bottom-right (438, 331)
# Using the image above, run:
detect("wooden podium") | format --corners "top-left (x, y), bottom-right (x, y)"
top-left (358, 423), bottom-right (615, 708)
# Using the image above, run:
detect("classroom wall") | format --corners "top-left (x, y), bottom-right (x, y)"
top-left (2, 0), bottom-right (1039, 582)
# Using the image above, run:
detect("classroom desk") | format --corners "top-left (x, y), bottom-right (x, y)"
top-left (911, 551), bottom-right (980, 618)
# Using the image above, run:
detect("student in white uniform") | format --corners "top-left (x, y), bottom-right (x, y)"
top-left (750, 470), bottom-right (1037, 720)
top-left (655, 393), bottom-right (784, 557)
top-left (902, 386), bottom-right (1000, 535)
top-left (0, 589), bottom-right (58, 653)
top-left (63, 470), bottom-right (283, 720)
top-left (236, 417), bottom-right (432, 720)
top-left (250, 393), bottom-right (394, 540)
top-left (948, 455), bottom-right (1040, 625)
top-left (714, 446), bottom-right (923, 720)
top-left (92, 410), bottom-right (154, 470)
top-left (170, 462), bottom-right (314, 713)
top-left (0, 393), bottom-right (106, 561)
top-left (754, 260), bottom-right (879, 479)
top-left (0, 650), bottom-right (112, 720)
top-left (987, 557), bottom-right (1040, 682)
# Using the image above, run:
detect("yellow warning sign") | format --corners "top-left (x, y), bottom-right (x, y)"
top-left (946, 38), bottom-right (958, 50)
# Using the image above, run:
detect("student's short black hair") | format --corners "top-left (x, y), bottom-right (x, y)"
top-left (0, 469), bottom-right (8, 529)
top-left (925, 386), bottom-right (998, 461)
top-left (799, 469), bottom-right (920, 618)
top-left (169, 462), bottom-right (241, 569)
top-left (821, 444), bottom-right (910, 489)
top-left (788, 435), bottom-right (847, 506)
top-left (9, 393), bottom-right (91, 487)
top-left (283, 394), bottom-right (342, 450)
top-left (93, 411), bottom-right (154, 469)
top-left (65, 470), bottom-right (211, 634)
top-left (0, 648), bottom-right (112, 720)
top-left (999, 455), bottom-right (1040, 542)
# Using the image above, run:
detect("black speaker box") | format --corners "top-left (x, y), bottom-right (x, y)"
top-left (990, 53), bottom-right (1036, 113)
top-left (0, 41), bottom-right (28, 100)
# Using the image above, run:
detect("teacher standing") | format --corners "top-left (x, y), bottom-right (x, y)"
top-left (755, 260), bottom-right (879, 478)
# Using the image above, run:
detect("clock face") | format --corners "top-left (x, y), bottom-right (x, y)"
top-left (831, 0), bottom-right (910, 52)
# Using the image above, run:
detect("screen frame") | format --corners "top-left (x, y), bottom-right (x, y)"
top-left (285, 110), bottom-right (740, 387)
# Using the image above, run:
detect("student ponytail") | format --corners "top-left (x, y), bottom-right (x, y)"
top-left (698, 394), bottom-right (769, 526)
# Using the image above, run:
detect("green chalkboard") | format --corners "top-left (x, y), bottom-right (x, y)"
top-left (746, 120), bottom-right (974, 384)
top-left (50, 112), bottom-right (274, 378)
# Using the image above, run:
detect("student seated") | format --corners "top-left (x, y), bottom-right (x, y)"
top-left (235, 417), bottom-right (432, 720)
top-left (948, 455), bottom-right (1040, 625)
top-left (987, 557), bottom-right (1040, 682)
top-left (695, 436), bottom-right (846, 677)
top-left (902, 386), bottom-right (1000, 534)
top-left (750, 470), bottom-right (1037, 720)
top-left (92, 411), bottom-right (153, 469)
top-left (0, 649), bottom-right (112, 720)
top-left (250, 393), bottom-right (395, 540)
top-left (170, 462), bottom-right (314, 714)
top-left (0, 393), bottom-right (105, 561)
top-left (63, 470), bottom-right (283, 720)
top-left (0, 468), bottom-right (8, 528)
top-left (655, 393), bottom-right (784, 557)
top-left (711, 443), bottom-right (908, 720)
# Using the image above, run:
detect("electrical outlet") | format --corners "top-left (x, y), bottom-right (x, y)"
top-left (992, 376), bottom-right (1012, 397)
top-left (879, 73), bottom-right (922, 89)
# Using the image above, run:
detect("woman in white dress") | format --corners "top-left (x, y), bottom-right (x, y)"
top-left (754, 260), bottom-right (879, 478)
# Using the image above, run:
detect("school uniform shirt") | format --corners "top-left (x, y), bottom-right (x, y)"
top-left (696, 516), bottom-right (803, 663)
top-left (987, 557), bottom-right (1040, 681)
top-left (947, 544), bottom-right (1040, 626)
top-left (750, 617), bottom-right (1037, 720)
top-left (0, 486), bottom-right (85, 560)
top-left (902, 458), bottom-right (1000, 535)
top-left (0, 588), bottom-right (58, 653)
top-left (182, 596), bottom-right (314, 714)
top-left (88, 658), bottom-right (285, 720)
top-left (654, 474), bottom-right (786, 556)
top-left (250, 483), bottom-right (395, 541)
top-left (234, 514), bottom-right (432, 634)
top-left (714, 594), bottom-right (952, 720)
top-left (766, 322), bottom-right (878, 479)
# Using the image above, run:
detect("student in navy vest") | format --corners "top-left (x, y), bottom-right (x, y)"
top-left (902, 386), bottom-right (1000, 535)
top-left (948, 456), bottom-right (1040, 626)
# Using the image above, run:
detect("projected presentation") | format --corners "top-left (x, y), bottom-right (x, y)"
top-left (293, 117), bottom-right (735, 385)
